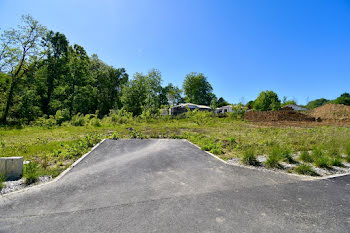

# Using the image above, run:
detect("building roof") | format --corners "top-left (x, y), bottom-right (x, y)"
top-left (172, 103), bottom-right (211, 109)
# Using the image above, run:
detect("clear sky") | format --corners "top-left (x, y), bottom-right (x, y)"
top-left (0, 0), bottom-right (349, 104)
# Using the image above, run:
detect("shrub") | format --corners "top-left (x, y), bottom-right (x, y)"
top-left (299, 151), bottom-right (313, 163)
top-left (71, 113), bottom-right (85, 126)
top-left (314, 156), bottom-right (331, 169)
top-left (24, 162), bottom-right (39, 185)
top-left (130, 130), bottom-right (147, 139)
top-left (294, 164), bottom-right (319, 176)
top-left (241, 149), bottom-right (260, 166)
top-left (55, 109), bottom-right (71, 125)
top-left (108, 109), bottom-right (133, 124)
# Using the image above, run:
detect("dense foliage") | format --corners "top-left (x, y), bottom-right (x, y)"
top-left (253, 90), bottom-right (281, 111)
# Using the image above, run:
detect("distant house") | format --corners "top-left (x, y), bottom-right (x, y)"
top-left (169, 103), bottom-right (211, 116)
top-left (281, 104), bottom-right (309, 111)
top-left (215, 105), bottom-right (233, 114)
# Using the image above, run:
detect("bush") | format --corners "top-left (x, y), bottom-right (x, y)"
top-left (130, 130), bottom-right (147, 139)
top-left (294, 164), bottom-right (319, 176)
top-left (32, 116), bottom-right (57, 128)
top-left (55, 109), bottom-right (71, 125)
top-left (241, 149), bottom-right (260, 166)
top-left (24, 162), bottom-right (39, 185)
top-left (107, 109), bottom-right (133, 124)
top-left (110, 132), bottom-right (120, 140)
top-left (71, 113), bottom-right (85, 126)
top-left (299, 151), bottom-right (313, 163)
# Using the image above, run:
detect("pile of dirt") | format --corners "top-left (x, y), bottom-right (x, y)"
top-left (308, 104), bottom-right (350, 122)
top-left (245, 110), bottom-right (315, 122)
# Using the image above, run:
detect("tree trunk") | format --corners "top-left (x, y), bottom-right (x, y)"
top-left (1, 77), bottom-right (17, 123)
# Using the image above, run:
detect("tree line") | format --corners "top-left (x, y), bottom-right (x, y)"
top-left (0, 15), bottom-right (349, 125)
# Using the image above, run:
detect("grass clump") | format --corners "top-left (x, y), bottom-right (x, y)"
top-left (345, 143), bottom-right (350, 162)
top-left (299, 151), bottom-right (313, 163)
top-left (24, 162), bottom-right (39, 185)
top-left (330, 157), bottom-right (344, 167)
top-left (241, 149), bottom-right (260, 166)
top-left (294, 164), bottom-right (319, 176)
top-left (281, 148), bottom-right (297, 164)
top-left (314, 156), bottom-right (331, 169)
top-left (265, 146), bottom-right (283, 168)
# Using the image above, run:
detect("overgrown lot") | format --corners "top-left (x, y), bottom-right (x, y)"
top-left (0, 111), bottom-right (350, 181)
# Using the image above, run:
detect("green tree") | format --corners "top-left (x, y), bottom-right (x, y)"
top-left (121, 69), bottom-right (163, 115)
top-left (90, 54), bottom-right (128, 116)
top-left (306, 98), bottom-right (329, 109)
top-left (217, 97), bottom-right (230, 107)
top-left (253, 90), bottom-right (281, 111)
top-left (163, 83), bottom-right (182, 106)
top-left (332, 93), bottom-right (350, 106)
top-left (0, 15), bottom-right (46, 123)
top-left (41, 31), bottom-right (69, 115)
top-left (183, 72), bottom-right (214, 106)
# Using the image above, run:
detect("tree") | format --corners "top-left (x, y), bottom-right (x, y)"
top-left (217, 97), bottom-right (230, 107)
top-left (121, 69), bottom-right (163, 115)
top-left (183, 72), bottom-right (214, 106)
top-left (0, 15), bottom-right (46, 123)
top-left (333, 93), bottom-right (350, 106)
top-left (281, 96), bottom-right (297, 107)
top-left (163, 83), bottom-right (182, 106)
top-left (253, 90), bottom-right (281, 111)
top-left (306, 98), bottom-right (329, 109)
top-left (90, 54), bottom-right (128, 116)
top-left (41, 31), bottom-right (69, 115)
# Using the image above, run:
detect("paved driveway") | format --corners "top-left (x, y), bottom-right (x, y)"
top-left (0, 139), bottom-right (349, 233)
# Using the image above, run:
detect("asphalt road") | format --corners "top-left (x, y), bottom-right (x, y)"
top-left (0, 139), bottom-right (349, 233)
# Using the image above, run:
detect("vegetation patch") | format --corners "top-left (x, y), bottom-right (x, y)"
top-left (241, 149), bottom-right (260, 166)
top-left (299, 151), bottom-right (313, 163)
top-left (24, 162), bottom-right (39, 185)
top-left (294, 164), bottom-right (319, 176)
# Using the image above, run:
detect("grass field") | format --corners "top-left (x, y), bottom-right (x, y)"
top-left (0, 113), bottom-right (350, 178)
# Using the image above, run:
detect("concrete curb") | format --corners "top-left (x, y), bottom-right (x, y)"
top-left (0, 139), bottom-right (107, 198)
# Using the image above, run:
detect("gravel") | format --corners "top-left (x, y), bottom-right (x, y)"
top-left (0, 176), bottom-right (52, 195)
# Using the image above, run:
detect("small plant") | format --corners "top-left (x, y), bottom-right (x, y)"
top-left (314, 156), bottom-right (331, 169)
top-left (130, 130), bottom-right (147, 139)
top-left (241, 149), bottom-right (260, 166)
top-left (281, 148), bottom-right (297, 164)
top-left (294, 164), bottom-right (319, 176)
top-left (110, 132), bottom-right (120, 140)
top-left (312, 147), bottom-right (323, 159)
top-left (0, 174), bottom-right (6, 191)
top-left (265, 154), bottom-right (283, 169)
top-left (327, 147), bottom-right (339, 157)
top-left (24, 162), bottom-right (39, 185)
top-left (71, 113), bottom-right (85, 126)
top-left (299, 151), bottom-right (313, 163)
top-left (330, 157), bottom-right (343, 167)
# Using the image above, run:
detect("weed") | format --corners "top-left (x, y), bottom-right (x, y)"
top-left (24, 162), bottom-right (39, 185)
top-left (241, 149), bottom-right (260, 166)
top-left (0, 174), bottom-right (6, 190)
top-left (110, 132), bottom-right (120, 140)
top-left (327, 147), bottom-right (340, 157)
top-left (294, 164), bottom-right (319, 176)
top-left (312, 147), bottom-right (323, 159)
top-left (299, 151), bottom-right (313, 163)
top-left (265, 153), bottom-right (283, 169)
top-left (130, 130), bottom-right (147, 139)
top-left (345, 143), bottom-right (350, 162)
top-left (71, 114), bottom-right (85, 126)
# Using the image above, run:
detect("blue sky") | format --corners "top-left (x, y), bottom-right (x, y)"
top-left (0, 0), bottom-right (349, 104)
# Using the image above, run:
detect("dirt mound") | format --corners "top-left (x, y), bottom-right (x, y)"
top-left (308, 104), bottom-right (350, 122)
top-left (245, 110), bottom-right (315, 122)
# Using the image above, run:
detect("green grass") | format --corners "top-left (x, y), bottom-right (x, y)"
top-left (294, 164), bottom-right (319, 176)
top-left (314, 156), bottom-right (331, 169)
top-left (0, 113), bottom-right (349, 178)
top-left (241, 149), bottom-right (260, 166)
top-left (265, 146), bottom-right (283, 168)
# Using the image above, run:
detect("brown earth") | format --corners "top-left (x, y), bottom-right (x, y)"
top-left (244, 110), bottom-right (315, 122)
top-left (308, 104), bottom-right (350, 122)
